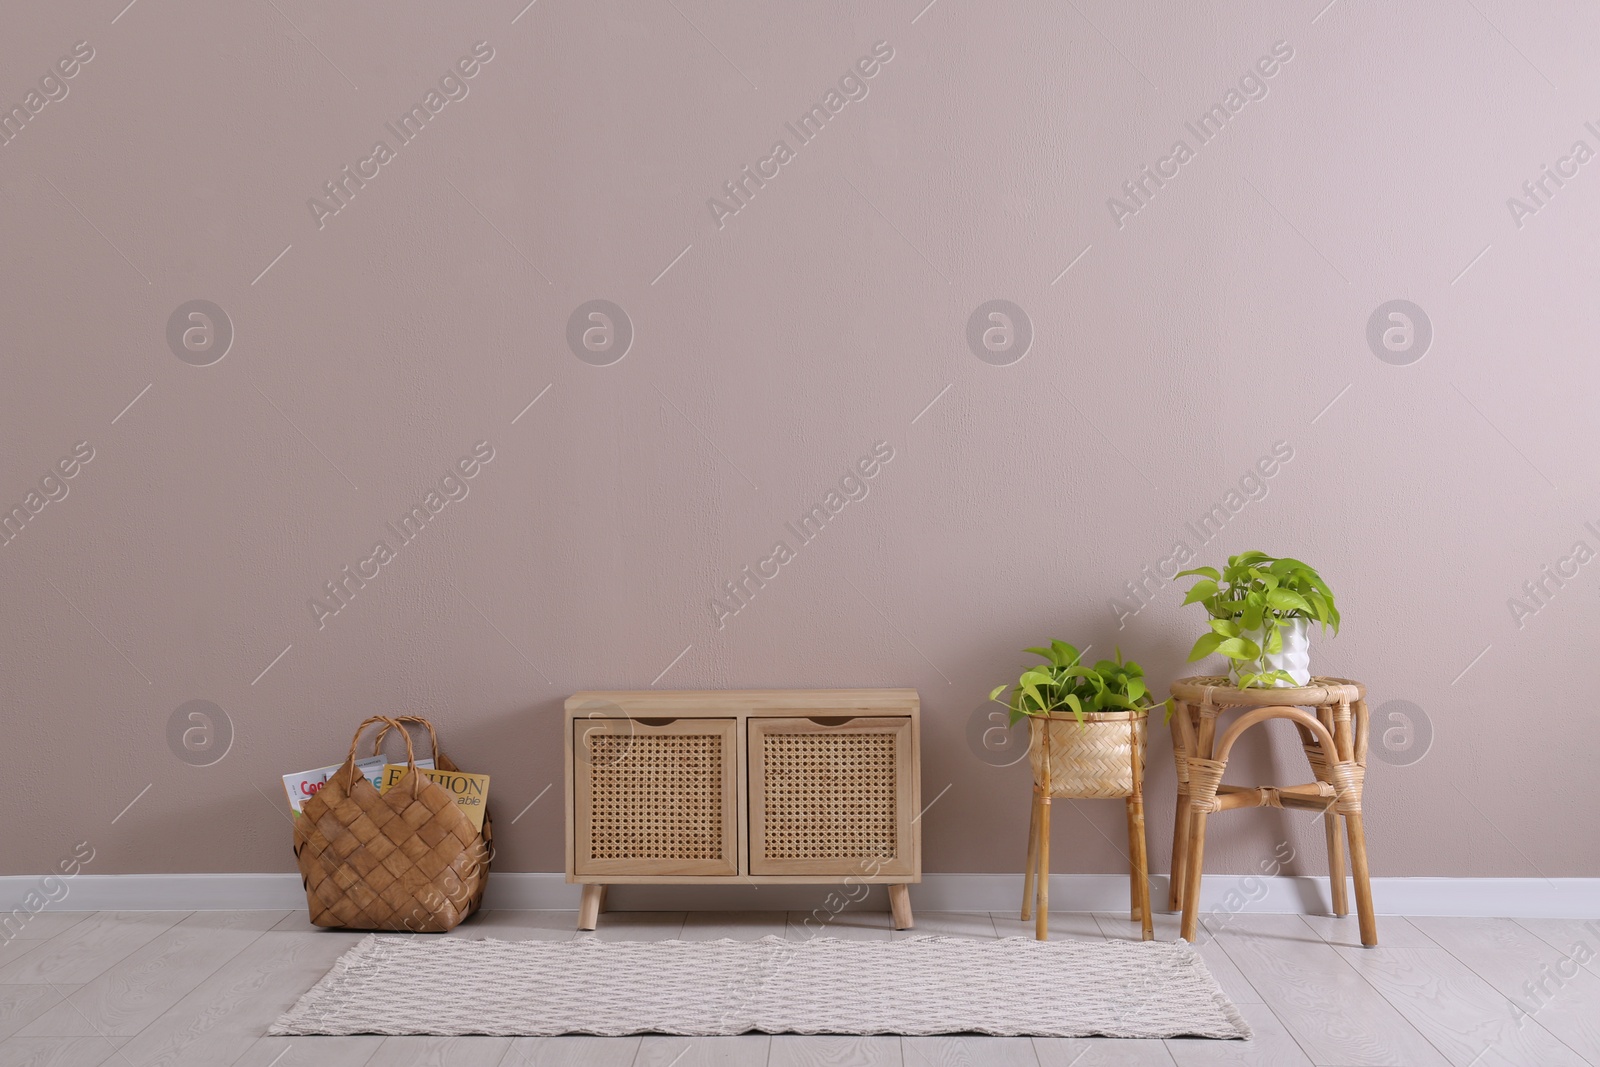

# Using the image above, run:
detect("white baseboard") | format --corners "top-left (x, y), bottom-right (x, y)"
top-left (3, 873), bottom-right (1597, 918)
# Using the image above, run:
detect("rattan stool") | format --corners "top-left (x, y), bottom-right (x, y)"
top-left (1167, 676), bottom-right (1377, 946)
top-left (1020, 710), bottom-right (1153, 942)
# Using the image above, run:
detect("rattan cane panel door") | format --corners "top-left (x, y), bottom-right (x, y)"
top-left (573, 717), bottom-right (738, 877)
top-left (748, 717), bottom-right (915, 877)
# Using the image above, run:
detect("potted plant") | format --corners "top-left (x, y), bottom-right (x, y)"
top-left (1176, 550), bottom-right (1339, 688)
top-left (988, 641), bottom-right (1164, 799)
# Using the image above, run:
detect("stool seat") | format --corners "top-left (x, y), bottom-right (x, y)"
top-left (1167, 676), bottom-right (1378, 947)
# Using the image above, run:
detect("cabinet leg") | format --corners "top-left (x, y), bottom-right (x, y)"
top-left (888, 884), bottom-right (914, 930)
top-left (578, 884), bottom-right (606, 931)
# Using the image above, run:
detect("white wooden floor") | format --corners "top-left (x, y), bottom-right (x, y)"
top-left (0, 908), bottom-right (1595, 1066)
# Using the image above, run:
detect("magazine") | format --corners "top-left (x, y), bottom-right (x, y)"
top-left (379, 764), bottom-right (490, 832)
top-left (283, 754), bottom-right (434, 815)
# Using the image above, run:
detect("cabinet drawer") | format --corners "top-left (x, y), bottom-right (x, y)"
top-left (748, 716), bottom-right (916, 878)
top-left (573, 717), bottom-right (738, 877)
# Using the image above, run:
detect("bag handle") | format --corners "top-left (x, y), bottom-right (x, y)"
top-left (371, 716), bottom-right (442, 765)
top-left (342, 715), bottom-right (416, 789)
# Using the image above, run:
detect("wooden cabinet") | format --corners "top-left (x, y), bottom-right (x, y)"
top-left (564, 689), bottom-right (920, 930)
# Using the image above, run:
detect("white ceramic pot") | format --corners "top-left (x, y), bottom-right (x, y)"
top-left (1232, 615), bottom-right (1311, 687)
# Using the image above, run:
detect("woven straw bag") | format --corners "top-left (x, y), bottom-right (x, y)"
top-left (293, 715), bottom-right (493, 932)
top-left (1027, 709), bottom-right (1148, 799)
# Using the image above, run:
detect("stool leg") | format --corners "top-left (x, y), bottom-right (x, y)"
top-left (1169, 790), bottom-right (1191, 913)
top-left (1035, 797), bottom-right (1051, 941)
top-left (1324, 807), bottom-right (1348, 917)
top-left (1180, 809), bottom-right (1207, 942)
top-left (1022, 793), bottom-right (1041, 922)
top-left (1128, 795), bottom-right (1153, 941)
top-left (1345, 811), bottom-right (1378, 947)
top-left (1125, 796), bottom-right (1139, 923)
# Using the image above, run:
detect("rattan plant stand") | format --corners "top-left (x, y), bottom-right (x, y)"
top-left (1020, 710), bottom-right (1153, 942)
top-left (1167, 676), bottom-right (1377, 947)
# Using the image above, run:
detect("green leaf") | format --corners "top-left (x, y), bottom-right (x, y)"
top-left (988, 684), bottom-right (1008, 702)
top-left (1208, 618), bottom-right (1241, 638)
top-left (1187, 632), bottom-right (1224, 662)
top-left (1214, 637), bottom-right (1261, 661)
top-left (1266, 588), bottom-right (1312, 615)
top-left (1050, 639), bottom-right (1082, 666)
top-left (1176, 566), bottom-right (1221, 581)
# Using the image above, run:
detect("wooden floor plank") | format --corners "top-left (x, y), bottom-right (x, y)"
top-left (1333, 939), bottom-right (1588, 1067)
top-left (633, 1034), bottom-right (771, 1066)
top-left (2, 912), bottom-right (93, 942)
top-left (579, 912), bottom-right (686, 943)
top-left (364, 1035), bottom-right (513, 1065)
top-left (442, 910), bottom-right (581, 942)
top-left (993, 910), bottom-right (1104, 942)
top-left (1035, 1034), bottom-right (1176, 1065)
top-left (110, 929), bottom-right (368, 1066)
top-left (1093, 912), bottom-right (1261, 1007)
top-left (0, 940), bottom-right (52, 973)
top-left (1512, 916), bottom-right (1600, 971)
top-left (769, 1033), bottom-right (903, 1065)
top-left (1295, 913), bottom-right (1432, 951)
top-left (891, 912), bottom-right (997, 941)
top-left (1164, 1005), bottom-right (1312, 1066)
top-left (0, 984), bottom-right (77, 1040)
top-left (500, 1035), bottom-right (642, 1066)
top-left (679, 911), bottom-right (789, 941)
top-left (1411, 916), bottom-right (1600, 1063)
top-left (1216, 915), bottom-right (1450, 1066)
top-left (17, 911), bottom-right (283, 1038)
top-left (0, 1035), bottom-right (119, 1067)
top-left (788, 909), bottom-right (894, 941)
top-left (229, 1035), bottom-right (385, 1066)
top-left (902, 1034), bottom-right (1040, 1066)
top-left (0, 912), bottom-right (188, 986)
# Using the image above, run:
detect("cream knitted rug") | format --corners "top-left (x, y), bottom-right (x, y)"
top-left (272, 934), bottom-right (1250, 1039)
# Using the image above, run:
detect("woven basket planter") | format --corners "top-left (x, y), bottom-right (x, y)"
top-left (1027, 709), bottom-right (1148, 799)
top-left (293, 715), bottom-right (492, 933)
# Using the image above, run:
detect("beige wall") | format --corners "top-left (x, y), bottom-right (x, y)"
top-left (3, 0), bottom-right (1596, 883)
